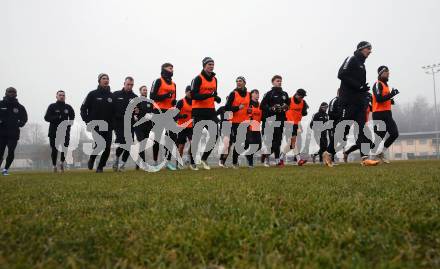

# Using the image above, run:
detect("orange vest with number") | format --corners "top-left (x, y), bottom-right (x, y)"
top-left (192, 74), bottom-right (217, 109)
top-left (154, 78), bottom-right (176, 110)
top-left (372, 81), bottom-right (392, 112)
top-left (249, 105), bottom-right (262, 131)
top-left (177, 98), bottom-right (193, 128)
top-left (231, 91), bottom-right (250, 123)
top-left (286, 97), bottom-right (304, 124)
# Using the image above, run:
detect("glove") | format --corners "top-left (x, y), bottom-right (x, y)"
top-left (391, 88), bottom-right (400, 97)
top-left (211, 91), bottom-right (218, 97)
top-left (214, 96), bottom-right (221, 103)
top-left (391, 99), bottom-right (395, 105)
top-left (281, 103), bottom-right (289, 112)
top-left (360, 83), bottom-right (370, 92)
top-left (271, 104), bottom-right (280, 112)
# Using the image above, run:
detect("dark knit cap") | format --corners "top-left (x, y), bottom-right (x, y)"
top-left (296, 88), bottom-right (307, 97)
top-left (357, 41), bottom-right (372, 50)
top-left (202, 57), bottom-right (214, 67)
top-left (5, 87), bottom-right (17, 94)
top-left (378, 65), bottom-right (389, 75)
top-left (236, 76), bottom-right (246, 83)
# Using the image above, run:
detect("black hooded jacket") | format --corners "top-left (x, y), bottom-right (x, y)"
top-left (260, 87), bottom-right (290, 121)
top-left (310, 109), bottom-right (329, 129)
top-left (80, 86), bottom-right (114, 124)
top-left (112, 89), bottom-right (138, 129)
top-left (0, 96), bottom-right (28, 139)
top-left (328, 96), bottom-right (342, 121)
top-left (44, 101), bottom-right (75, 138)
top-left (338, 51), bottom-right (369, 105)
top-left (135, 98), bottom-right (153, 120)
top-left (133, 97), bottom-right (154, 132)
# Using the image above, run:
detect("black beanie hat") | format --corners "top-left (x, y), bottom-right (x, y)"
top-left (296, 88), bottom-right (307, 97)
top-left (378, 65), bottom-right (389, 75)
top-left (202, 57), bottom-right (214, 67)
top-left (185, 85), bottom-right (191, 92)
top-left (357, 41), bottom-right (372, 51)
top-left (236, 76), bottom-right (246, 84)
top-left (320, 102), bottom-right (329, 108)
top-left (5, 87), bottom-right (17, 94)
top-left (5, 87), bottom-right (17, 98)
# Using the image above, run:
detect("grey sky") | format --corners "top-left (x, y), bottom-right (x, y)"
top-left (1, 0), bottom-right (439, 124)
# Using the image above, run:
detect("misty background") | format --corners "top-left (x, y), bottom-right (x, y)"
top-left (1, 0), bottom-right (439, 167)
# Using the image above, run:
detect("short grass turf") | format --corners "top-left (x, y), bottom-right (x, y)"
top-left (0, 160), bottom-right (439, 268)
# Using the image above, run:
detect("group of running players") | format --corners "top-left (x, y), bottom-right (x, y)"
top-left (0, 41), bottom-right (400, 175)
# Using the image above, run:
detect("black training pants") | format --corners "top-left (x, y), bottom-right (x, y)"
top-left (89, 129), bottom-right (112, 169)
top-left (373, 111), bottom-right (399, 149)
top-left (0, 136), bottom-right (18, 170)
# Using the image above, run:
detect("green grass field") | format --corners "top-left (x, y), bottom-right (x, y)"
top-left (0, 161), bottom-right (439, 268)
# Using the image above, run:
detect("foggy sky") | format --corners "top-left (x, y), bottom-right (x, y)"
top-left (1, 0), bottom-right (439, 124)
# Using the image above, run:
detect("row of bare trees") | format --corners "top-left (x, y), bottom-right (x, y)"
top-left (392, 96), bottom-right (440, 133)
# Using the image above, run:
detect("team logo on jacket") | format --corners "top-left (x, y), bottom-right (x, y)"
top-left (64, 109), bottom-right (69, 114)
top-left (107, 98), bottom-right (113, 103)
top-left (13, 108), bottom-right (19, 114)
top-left (96, 97), bottom-right (102, 101)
